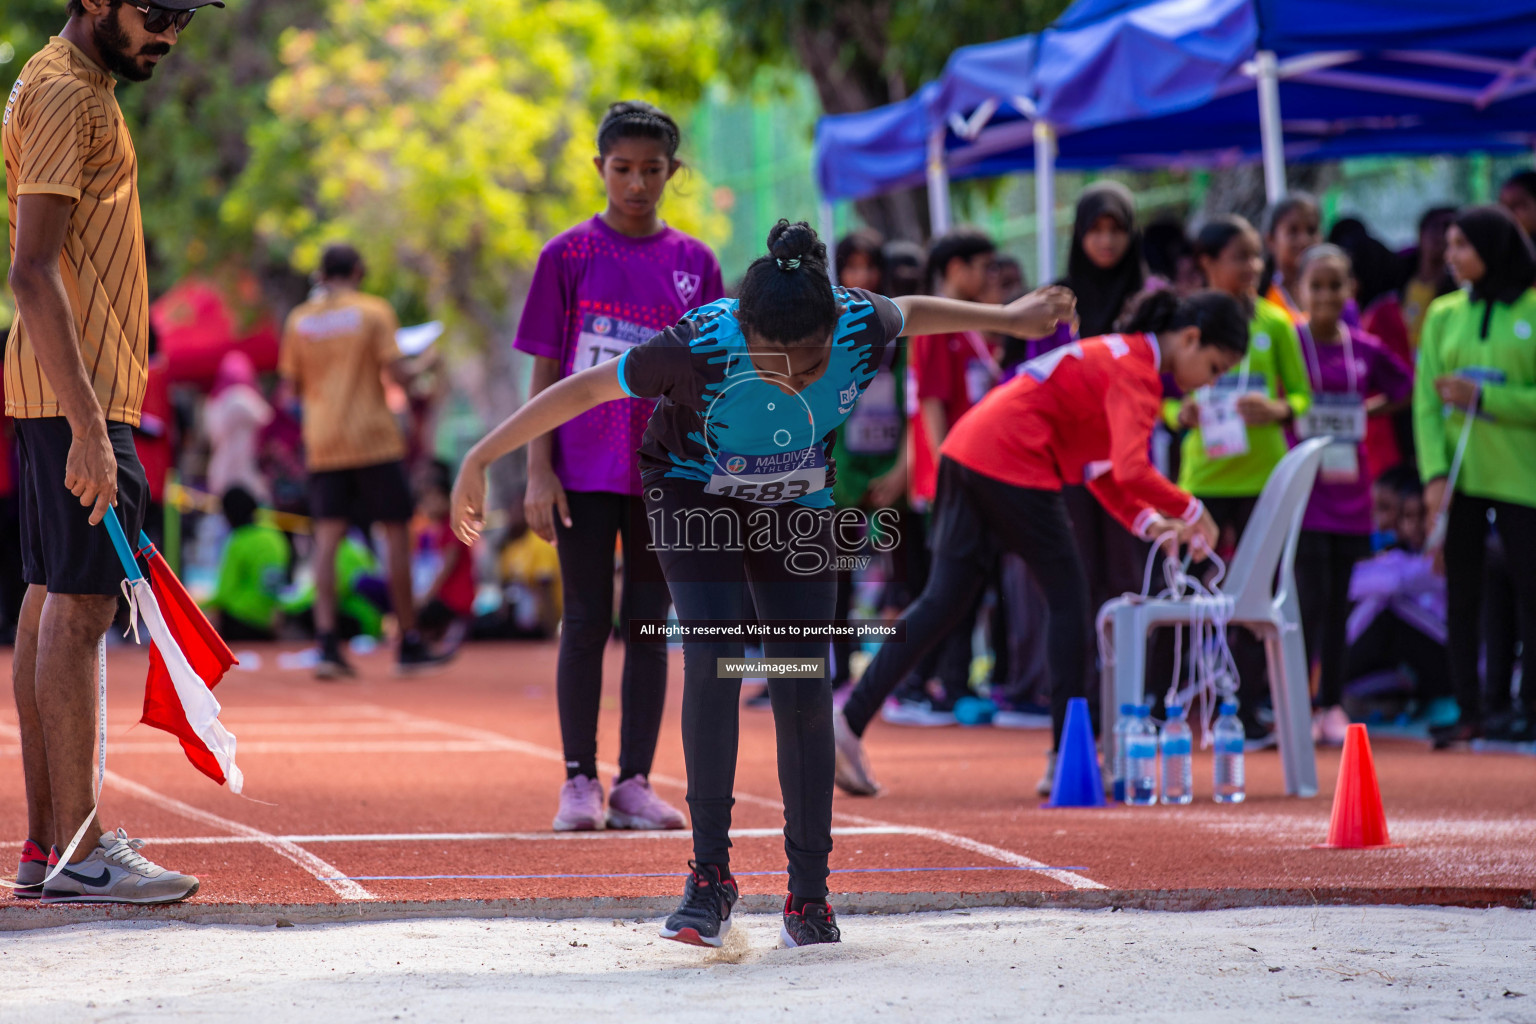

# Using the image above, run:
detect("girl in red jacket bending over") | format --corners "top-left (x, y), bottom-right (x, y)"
top-left (834, 289), bottom-right (1249, 796)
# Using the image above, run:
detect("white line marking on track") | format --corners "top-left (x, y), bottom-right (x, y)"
top-left (104, 771), bottom-right (377, 901)
top-left (7, 826), bottom-right (913, 847)
top-left (202, 721), bottom-right (470, 737)
top-left (215, 705), bottom-right (398, 719)
top-left (0, 741), bottom-right (543, 755)
top-left (842, 818), bottom-right (1107, 890)
top-left (363, 705), bottom-right (1108, 890)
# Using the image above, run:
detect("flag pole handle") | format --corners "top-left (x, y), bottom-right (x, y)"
top-left (103, 507), bottom-right (145, 583)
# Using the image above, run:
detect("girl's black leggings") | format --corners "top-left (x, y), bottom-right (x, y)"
top-left (552, 490), bottom-right (671, 780)
top-left (1442, 494), bottom-right (1536, 722)
top-left (841, 458), bottom-right (1091, 751)
top-left (1296, 529), bottom-right (1374, 708)
top-left (644, 482), bottom-right (837, 901)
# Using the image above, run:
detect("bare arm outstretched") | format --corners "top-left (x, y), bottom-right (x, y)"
top-left (894, 285), bottom-right (1076, 340)
top-left (451, 361), bottom-right (626, 543)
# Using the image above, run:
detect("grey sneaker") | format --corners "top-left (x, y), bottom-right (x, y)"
top-left (41, 829), bottom-right (200, 905)
top-left (833, 710), bottom-right (881, 796)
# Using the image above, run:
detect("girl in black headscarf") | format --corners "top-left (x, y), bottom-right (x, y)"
top-left (1061, 181), bottom-right (1147, 338)
top-left (1453, 205), bottom-right (1536, 337)
top-left (1413, 204), bottom-right (1536, 747)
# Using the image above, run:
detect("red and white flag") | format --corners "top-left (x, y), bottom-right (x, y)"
top-left (128, 543), bottom-right (244, 792)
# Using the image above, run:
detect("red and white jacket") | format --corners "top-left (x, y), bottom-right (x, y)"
top-left (942, 332), bottom-right (1201, 538)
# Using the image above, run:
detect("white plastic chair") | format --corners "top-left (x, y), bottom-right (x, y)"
top-left (1098, 436), bottom-right (1331, 798)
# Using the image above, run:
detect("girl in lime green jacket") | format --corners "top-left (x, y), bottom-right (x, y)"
top-left (1162, 216), bottom-right (1312, 739)
top-left (1414, 206), bottom-right (1536, 746)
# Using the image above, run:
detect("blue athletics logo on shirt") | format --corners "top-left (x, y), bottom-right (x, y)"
top-left (725, 456), bottom-right (747, 474)
top-left (838, 381), bottom-right (859, 414)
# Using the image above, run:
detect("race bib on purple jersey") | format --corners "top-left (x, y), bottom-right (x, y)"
top-left (575, 312), bottom-right (652, 372)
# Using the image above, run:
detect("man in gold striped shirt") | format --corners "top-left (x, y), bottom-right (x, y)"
top-left (4, 0), bottom-right (223, 905)
top-left (279, 244), bottom-right (451, 678)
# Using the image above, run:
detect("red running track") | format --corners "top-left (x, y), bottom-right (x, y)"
top-left (1, 641), bottom-right (1532, 924)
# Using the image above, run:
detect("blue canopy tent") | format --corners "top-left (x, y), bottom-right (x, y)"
top-left (814, 0), bottom-right (1536, 279)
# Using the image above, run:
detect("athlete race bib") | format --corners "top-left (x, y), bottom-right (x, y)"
top-left (844, 370), bottom-right (900, 456)
top-left (1295, 393), bottom-right (1367, 444)
top-left (1198, 371), bottom-right (1265, 461)
top-left (705, 446), bottom-right (828, 504)
top-left (575, 312), bottom-right (651, 371)
top-left (1295, 393), bottom-right (1367, 483)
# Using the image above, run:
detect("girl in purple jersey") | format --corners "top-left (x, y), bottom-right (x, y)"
top-left (513, 101), bottom-right (724, 833)
top-left (1289, 245), bottom-right (1412, 746)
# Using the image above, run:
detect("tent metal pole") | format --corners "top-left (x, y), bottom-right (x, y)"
top-left (1034, 120), bottom-right (1057, 284)
top-left (819, 200), bottom-right (838, 283)
top-left (1255, 50), bottom-right (1287, 202)
top-left (926, 127), bottom-right (952, 237)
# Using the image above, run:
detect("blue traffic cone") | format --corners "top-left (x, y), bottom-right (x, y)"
top-left (1043, 697), bottom-right (1106, 808)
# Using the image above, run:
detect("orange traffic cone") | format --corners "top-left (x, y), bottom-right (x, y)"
top-left (1316, 723), bottom-right (1398, 849)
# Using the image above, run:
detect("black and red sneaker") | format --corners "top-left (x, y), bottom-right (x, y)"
top-left (659, 860), bottom-right (739, 947)
top-left (780, 895), bottom-right (841, 947)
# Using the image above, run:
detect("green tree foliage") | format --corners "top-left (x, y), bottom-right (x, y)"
top-left (2, 0), bottom-right (76, 324)
top-left (0, 0), bottom-right (59, 74)
top-left (120, 0), bottom-right (327, 288)
top-left (225, 0), bottom-right (726, 355)
top-left (2, 0), bottom-right (324, 313)
top-left (5, 0), bottom-right (723, 347)
top-left (660, 0), bottom-right (1072, 238)
top-left (701, 0), bottom-right (1066, 110)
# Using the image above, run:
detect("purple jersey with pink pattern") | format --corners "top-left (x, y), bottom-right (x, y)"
top-left (514, 216), bottom-right (724, 494)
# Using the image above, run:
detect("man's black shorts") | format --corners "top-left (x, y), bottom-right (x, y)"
top-left (16, 418), bottom-right (149, 596)
top-left (308, 459), bottom-right (413, 525)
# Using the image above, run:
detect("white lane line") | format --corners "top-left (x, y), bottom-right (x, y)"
top-left (208, 704), bottom-right (397, 720)
top-left (0, 741), bottom-right (533, 755)
top-left (105, 771), bottom-right (376, 901)
top-left (5, 826), bottom-right (913, 847)
top-left (366, 705), bottom-right (1108, 891)
top-left (208, 721), bottom-right (468, 737)
top-left (837, 815), bottom-right (1106, 890)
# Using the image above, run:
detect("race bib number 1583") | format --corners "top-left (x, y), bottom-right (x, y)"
top-left (705, 447), bottom-right (828, 504)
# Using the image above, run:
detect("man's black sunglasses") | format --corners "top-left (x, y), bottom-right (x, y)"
top-left (129, 2), bottom-right (198, 34)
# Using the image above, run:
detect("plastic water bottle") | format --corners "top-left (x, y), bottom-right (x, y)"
top-left (1124, 706), bottom-right (1159, 806)
top-left (1111, 703), bottom-right (1137, 803)
top-left (1212, 701), bottom-right (1246, 804)
top-left (1159, 704), bottom-right (1193, 805)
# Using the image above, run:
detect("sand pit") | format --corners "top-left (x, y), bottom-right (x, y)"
top-left (2, 906), bottom-right (1531, 1021)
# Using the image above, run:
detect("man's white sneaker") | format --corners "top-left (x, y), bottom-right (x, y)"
top-left (40, 829), bottom-right (200, 905)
